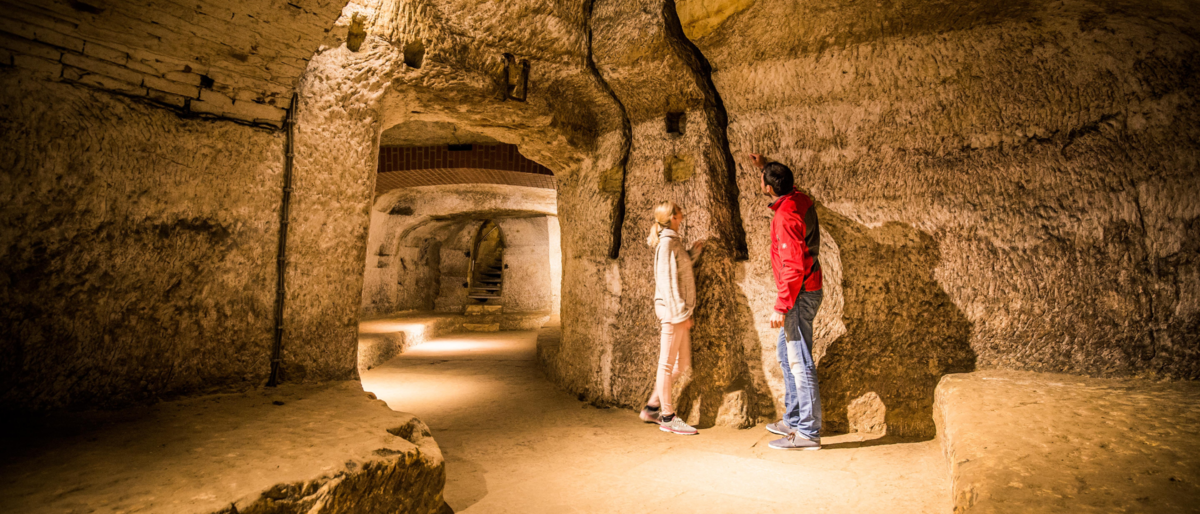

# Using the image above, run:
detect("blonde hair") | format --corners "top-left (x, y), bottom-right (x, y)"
top-left (646, 201), bottom-right (680, 248)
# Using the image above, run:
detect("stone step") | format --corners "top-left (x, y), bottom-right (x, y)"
top-left (462, 322), bottom-right (500, 332)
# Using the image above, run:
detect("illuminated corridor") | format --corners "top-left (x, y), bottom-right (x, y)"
top-left (361, 330), bottom-right (950, 513)
top-left (3, 0), bottom-right (1198, 511)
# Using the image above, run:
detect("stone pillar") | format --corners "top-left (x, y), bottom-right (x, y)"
top-left (548, 215), bottom-right (563, 322)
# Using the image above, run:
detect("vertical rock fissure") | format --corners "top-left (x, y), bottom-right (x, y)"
top-left (662, 0), bottom-right (748, 260)
top-left (585, 0), bottom-right (633, 260)
top-left (1130, 184), bottom-right (1160, 366)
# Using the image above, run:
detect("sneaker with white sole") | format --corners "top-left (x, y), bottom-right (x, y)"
top-left (768, 432), bottom-right (820, 450)
top-left (659, 416), bottom-right (698, 435)
top-left (766, 420), bottom-right (795, 436)
top-left (639, 408), bottom-right (661, 423)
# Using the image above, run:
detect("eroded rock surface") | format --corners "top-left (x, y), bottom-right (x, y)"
top-left (2, 0), bottom-right (1196, 450)
top-left (0, 74), bottom-right (288, 410)
top-left (683, 0), bottom-right (1200, 435)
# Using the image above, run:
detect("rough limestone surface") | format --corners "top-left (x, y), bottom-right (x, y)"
top-left (0, 381), bottom-right (446, 514)
top-left (847, 391), bottom-right (887, 436)
top-left (0, 72), bottom-right (284, 410)
top-left (575, 0), bottom-right (764, 427)
top-left (431, 221), bottom-right (483, 313)
top-left (497, 217), bottom-right (553, 312)
top-left (934, 370), bottom-right (1200, 513)
top-left (3, 0), bottom-right (1197, 454)
top-left (678, 0), bottom-right (1200, 435)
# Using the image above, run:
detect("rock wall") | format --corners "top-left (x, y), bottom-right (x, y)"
top-left (680, 0), bottom-right (1200, 435)
top-left (565, 0), bottom-right (762, 428)
top-left (0, 73), bottom-right (284, 410)
top-left (432, 221), bottom-right (479, 313)
top-left (496, 217), bottom-right (553, 312)
top-left (0, 0), bottom-right (380, 410)
top-left (5, 0), bottom-right (1196, 439)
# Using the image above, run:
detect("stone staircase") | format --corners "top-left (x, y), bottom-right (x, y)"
top-left (467, 254), bottom-right (503, 302)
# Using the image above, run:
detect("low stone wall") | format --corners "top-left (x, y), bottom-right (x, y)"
top-left (934, 371), bottom-right (1200, 513)
top-left (0, 381), bottom-right (447, 514)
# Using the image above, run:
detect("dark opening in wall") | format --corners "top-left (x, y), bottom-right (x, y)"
top-left (346, 13), bottom-right (366, 52)
top-left (69, 0), bottom-right (104, 14)
top-left (448, 144), bottom-right (473, 151)
top-left (500, 53), bottom-right (530, 102)
top-left (404, 40), bottom-right (425, 69)
top-left (666, 112), bottom-right (685, 135)
top-left (199, 75), bottom-right (214, 89)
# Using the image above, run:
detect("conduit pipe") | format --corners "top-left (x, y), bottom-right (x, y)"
top-left (267, 93), bottom-right (298, 387)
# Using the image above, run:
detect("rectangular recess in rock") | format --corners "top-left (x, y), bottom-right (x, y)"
top-left (663, 154), bottom-right (695, 182)
top-left (665, 111), bottom-right (685, 134)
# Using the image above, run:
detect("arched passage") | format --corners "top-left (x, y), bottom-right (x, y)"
top-left (361, 184), bottom-right (559, 316)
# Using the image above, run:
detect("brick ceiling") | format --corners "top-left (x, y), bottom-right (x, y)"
top-left (376, 143), bottom-right (556, 193)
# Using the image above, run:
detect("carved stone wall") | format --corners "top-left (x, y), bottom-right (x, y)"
top-left (684, 0), bottom-right (1200, 435)
top-left (2, 0), bottom-right (1195, 429)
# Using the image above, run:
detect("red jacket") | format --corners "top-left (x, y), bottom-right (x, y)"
top-left (769, 191), bottom-right (823, 313)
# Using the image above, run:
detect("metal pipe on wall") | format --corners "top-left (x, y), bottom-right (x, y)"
top-left (267, 93), bottom-right (298, 387)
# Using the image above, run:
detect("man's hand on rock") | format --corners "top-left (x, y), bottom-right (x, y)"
top-left (750, 153), bottom-right (767, 170)
top-left (769, 311), bottom-right (785, 328)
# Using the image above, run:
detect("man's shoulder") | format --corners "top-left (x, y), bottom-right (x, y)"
top-left (790, 190), bottom-right (814, 208)
top-left (778, 191), bottom-right (813, 213)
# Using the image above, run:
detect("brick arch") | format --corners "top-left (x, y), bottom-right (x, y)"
top-left (376, 143), bottom-right (555, 193)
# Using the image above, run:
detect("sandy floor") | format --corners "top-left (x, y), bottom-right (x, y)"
top-left (361, 330), bottom-right (952, 514)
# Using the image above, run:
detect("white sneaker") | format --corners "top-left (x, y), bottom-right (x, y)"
top-left (659, 416), bottom-right (698, 435)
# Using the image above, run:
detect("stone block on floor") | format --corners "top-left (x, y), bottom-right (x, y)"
top-left (0, 381), bottom-right (447, 514)
top-left (359, 332), bottom-right (405, 371)
top-left (934, 370), bottom-right (1200, 514)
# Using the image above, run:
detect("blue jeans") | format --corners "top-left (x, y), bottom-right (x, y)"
top-left (777, 289), bottom-right (823, 439)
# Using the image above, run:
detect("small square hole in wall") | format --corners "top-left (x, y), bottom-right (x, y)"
top-left (666, 112), bottom-right (685, 135)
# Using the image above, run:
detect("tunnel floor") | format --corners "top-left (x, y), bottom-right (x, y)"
top-left (360, 330), bottom-right (952, 513)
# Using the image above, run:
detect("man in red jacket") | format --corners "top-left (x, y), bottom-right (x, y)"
top-left (751, 153), bottom-right (824, 451)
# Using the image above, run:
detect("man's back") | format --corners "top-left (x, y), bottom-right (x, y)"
top-left (769, 191), bottom-right (822, 314)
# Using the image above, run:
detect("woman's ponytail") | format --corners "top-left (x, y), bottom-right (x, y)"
top-left (645, 201), bottom-right (679, 248)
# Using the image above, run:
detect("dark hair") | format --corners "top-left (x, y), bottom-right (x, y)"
top-left (762, 162), bottom-right (794, 196)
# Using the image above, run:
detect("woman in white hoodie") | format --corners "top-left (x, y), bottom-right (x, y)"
top-left (639, 201), bottom-right (703, 435)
